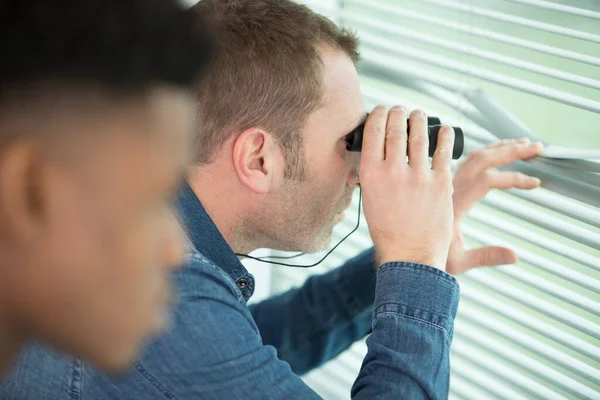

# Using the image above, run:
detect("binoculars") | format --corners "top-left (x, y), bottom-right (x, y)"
top-left (345, 116), bottom-right (464, 159)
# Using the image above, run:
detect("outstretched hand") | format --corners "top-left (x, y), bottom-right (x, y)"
top-left (446, 138), bottom-right (543, 275)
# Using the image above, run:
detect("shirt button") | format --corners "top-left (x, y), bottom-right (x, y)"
top-left (237, 278), bottom-right (249, 289)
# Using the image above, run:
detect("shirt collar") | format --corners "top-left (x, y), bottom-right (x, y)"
top-left (175, 181), bottom-right (254, 301)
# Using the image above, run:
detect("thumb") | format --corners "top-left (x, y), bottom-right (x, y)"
top-left (462, 246), bottom-right (518, 271)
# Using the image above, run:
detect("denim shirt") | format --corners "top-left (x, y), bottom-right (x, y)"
top-left (1, 182), bottom-right (460, 399)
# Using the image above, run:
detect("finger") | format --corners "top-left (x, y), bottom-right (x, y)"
top-left (457, 141), bottom-right (543, 184)
top-left (407, 109), bottom-right (429, 169)
top-left (483, 141), bottom-right (544, 168)
top-left (487, 170), bottom-right (541, 190)
top-left (384, 105), bottom-right (408, 164)
top-left (461, 246), bottom-right (518, 271)
top-left (486, 137), bottom-right (529, 150)
top-left (431, 126), bottom-right (455, 172)
top-left (360, 105), bottom-right (388, 164)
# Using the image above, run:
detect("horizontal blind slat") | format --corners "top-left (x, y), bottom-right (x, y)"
top-left (453, 341), bottom-right (570, 400)
top-left (463, 269), bottom-right (600, 339)
top-left (480, 191), bottom-right (600, 251)
top-left (501, 0), bottom-right (600, 20)
top-left (460, 287), bottom-right (600, 362)
top-left (506, 188), bottom-right (600, 230)
top-left (451, 358), bottom-right (529, 400)
top-left (358, 34), bottom-right (600, 113)
top-left (494, 267), bottom-right (600, 317)
top-left (450, 373), bottom-right (505, 400)
top-left (341, 11), bottom-right (600, 89)
top-left (421, 0), bottom-right (600, 43)
top-left (454, 322), bottom-right (599, 398)
top-left (345, 0), bottom-right (600, 66)
top-left (469, 206), bottom-right (600, 271)
top-left (462, 223), bottom-right (600, 293)
top-left (458, 302), bottom-right (600, 385)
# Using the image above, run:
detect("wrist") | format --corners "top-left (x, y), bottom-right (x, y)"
top-left (378, 249), bottom-right (447, 271)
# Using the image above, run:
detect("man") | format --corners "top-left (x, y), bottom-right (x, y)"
top-left (2, 0), bottom-right (542, 398)
top-left (0, 0), bottom-right (215, 374)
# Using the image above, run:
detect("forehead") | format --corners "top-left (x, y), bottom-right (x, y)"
top-left (312, 46), bottom-right (365, 134)
top-left (101, 89), bottom-right (194, 189)
top-left (47, 88), bottom-right (194, 195)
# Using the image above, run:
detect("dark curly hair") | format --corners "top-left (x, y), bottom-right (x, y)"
top-left (0, 0), bottom-right (216, 107)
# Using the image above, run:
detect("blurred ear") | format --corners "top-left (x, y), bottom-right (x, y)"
top-left (0, 141), bottom-right (47, 244)
top-left (232, 128), bottom-right (282, 194)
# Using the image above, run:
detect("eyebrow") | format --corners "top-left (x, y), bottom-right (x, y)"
top-left (342, 112), bottom-right (368, 138)
top-left (355, 112), bottom-right (368, 128)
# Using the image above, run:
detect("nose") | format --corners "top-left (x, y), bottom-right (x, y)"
top-left (162, 210), bottom-right (186, 271)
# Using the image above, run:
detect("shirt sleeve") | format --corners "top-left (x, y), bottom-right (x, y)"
top-left (249, 248), bottom-right (377, 374)
top-left (351, 262), bottom-right (460, 400)
top-left (110, 254), bottom-right (458, 400)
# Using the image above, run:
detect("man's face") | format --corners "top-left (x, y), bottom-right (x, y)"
top-left (258, 48), bottom-right (365, 252)
top-left (1, 88), bottom-right (193, 371)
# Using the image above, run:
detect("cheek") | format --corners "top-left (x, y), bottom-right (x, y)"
top-left (92, 207), bottom-right (165, 306)
top-left (45, 201), bottom-right (165, 348)
top-left (43, 194), bottom-right (102, 282)
top-left (309, 155), bottom-right (349, 195)
top-left (302, 179), bottom-right (345, 219)
top-left (45, 193), bottom-right (161, 319)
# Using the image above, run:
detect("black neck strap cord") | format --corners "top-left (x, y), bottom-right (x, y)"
top-left (234, 189), bottom-right (362, 267)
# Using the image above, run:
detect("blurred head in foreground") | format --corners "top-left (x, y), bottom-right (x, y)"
top-left (0, 0), bottom-right (215, 373)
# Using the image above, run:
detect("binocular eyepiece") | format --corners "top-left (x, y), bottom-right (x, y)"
top-left (345, 116), bottom-right (464, 159)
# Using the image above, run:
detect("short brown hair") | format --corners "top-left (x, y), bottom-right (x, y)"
top-left (191, 0), bottom-right (359, 179)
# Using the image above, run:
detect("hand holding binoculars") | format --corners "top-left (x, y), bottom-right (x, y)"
top-left (345, 116), bottom-right (464, 159)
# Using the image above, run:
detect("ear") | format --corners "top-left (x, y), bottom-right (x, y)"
top-left (0, 141), bottom-right (47, 244)
top-left (232, 128), bottom-right (282, 194)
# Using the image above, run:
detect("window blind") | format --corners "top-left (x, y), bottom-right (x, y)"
top-left (271, 1), bottom-right (600, 399)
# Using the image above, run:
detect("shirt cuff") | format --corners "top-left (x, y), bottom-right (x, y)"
top-left (375, 262), bottom-right (460, 341)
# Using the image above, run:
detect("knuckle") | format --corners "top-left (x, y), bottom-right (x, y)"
top-left (387, 127), bottom-right (407, 139)
top-left (517, 172), bottom-right (530, 184)
top-left (409, 134), bottom-right (427, 145)
top-left (434, 147), bottom-right (449, 158)
top-left (481, 170), bottom-right (493, 188)
top-left (370, 124), bottom-right (385, 136)
top-left (491, 138), bottom-right (512, 148)
top-left (441, 169), bottom-right (453, 180)
top-left (481, 169), bottom-right (492, 182)
top-left (437, 170), bottom-right (453, 186)
top-left (467, 149), bottom-right (484, 163)
top-left (383, 162), bottom-right (400, 176)
top-left (412, 171), bottom-right (430, 187)
top-left (479, 252), bottom-right (494, 266)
